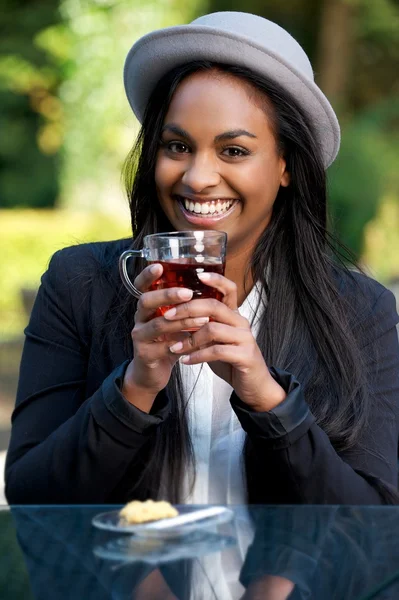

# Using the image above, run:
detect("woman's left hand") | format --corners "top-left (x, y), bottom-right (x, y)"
top-left (165, 272), bottom-right (286, 412)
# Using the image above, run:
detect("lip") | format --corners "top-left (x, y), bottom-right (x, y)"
top-left (175, 195), bottom-right (239, 225)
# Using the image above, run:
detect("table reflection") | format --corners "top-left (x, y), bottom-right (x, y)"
top-left (4, 505), bottom-right (399, 599)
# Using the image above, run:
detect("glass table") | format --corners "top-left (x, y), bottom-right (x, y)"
top-left (2, 504), bottom-right (399, 599)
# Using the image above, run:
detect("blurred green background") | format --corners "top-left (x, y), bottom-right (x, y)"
top-left (0, 0), bottom-right (398, 340)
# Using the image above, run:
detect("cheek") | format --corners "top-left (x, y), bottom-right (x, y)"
top-left (155, 156), bottom-right (183, 191)
top-left (231, 171), bottom-right (282, 225)
top-left (254, 157), bottom-right (285, 194)
top-left (154, 156), bottom-right (167, 190)
top-left (232, 161), bottom-right (281, 200)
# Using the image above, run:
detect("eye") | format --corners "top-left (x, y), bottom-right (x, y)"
top-left (221, 146), bottom-right (250, 158)
top-left (164, 141), bottom-right (190, 154)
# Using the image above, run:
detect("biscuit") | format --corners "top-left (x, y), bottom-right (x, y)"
top-left (119, 499), bottom-right (179, 524)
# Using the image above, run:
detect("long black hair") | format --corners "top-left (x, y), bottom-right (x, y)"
top-left (121, 61), bottom-right (380, 502)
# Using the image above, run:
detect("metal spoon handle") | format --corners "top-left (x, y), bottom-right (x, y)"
top-left (139, 506), bottom-right (230, 530)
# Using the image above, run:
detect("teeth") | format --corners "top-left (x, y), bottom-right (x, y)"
top-left (181, 197), bottom-right (236, 216)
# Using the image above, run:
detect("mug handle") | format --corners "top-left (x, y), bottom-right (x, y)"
top-left (119, 249), bottom-right (144, 299)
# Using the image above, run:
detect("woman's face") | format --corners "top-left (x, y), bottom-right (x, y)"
top-left (155, 70), bottom-right (289, 255)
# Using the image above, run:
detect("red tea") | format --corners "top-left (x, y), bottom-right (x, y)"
top-left (149, 259), bottom-right (225, 328)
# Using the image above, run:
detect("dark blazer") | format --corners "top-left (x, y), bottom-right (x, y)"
top-left (5, 239), bottom-right (399, 505)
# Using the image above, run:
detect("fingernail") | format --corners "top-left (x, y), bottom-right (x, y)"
top-left (197, 272), bottom-right (211, 280)
top-left (179, 355), bottom-right (190, 364)
top-left (164, 307), bottom-right (177, 318)
top-left (150, 264), bottom-right (161, 274)
top-left (177, 288), bottom-right (193, 300)
top-left (169, 341), bottom-right (183, 353)
top-left (193, 317), bottom-right (209, 325)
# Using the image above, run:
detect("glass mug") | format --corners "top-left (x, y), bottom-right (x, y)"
top-left (119, 231), bottom-right (227, 330)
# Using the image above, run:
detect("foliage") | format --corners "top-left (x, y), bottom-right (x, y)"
top-left (0, 0), bottom-right (205, 212)
top-left (350, 0), bottom-right (399, 112)
top-left (0, 209), bottom-right (130, 339)
top-left (328, 97), bottom-right (399, 256)
top-left (363, 195), bottom-right (399, 282)
top-left (0, 1), bottom-right (63, 208)
top-left (54, 0), bottom-right (205, 214)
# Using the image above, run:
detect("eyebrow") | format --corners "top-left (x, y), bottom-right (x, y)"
top-left (161, 124), bottom-right (257, 142)
top-left (214, 129), bottom-right (257, 142)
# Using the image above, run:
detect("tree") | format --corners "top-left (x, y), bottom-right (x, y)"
top-left (0, 0), bottom-right (63, 208)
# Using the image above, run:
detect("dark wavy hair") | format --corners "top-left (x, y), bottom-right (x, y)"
top-left (121, 61), bottom-right (382, 503)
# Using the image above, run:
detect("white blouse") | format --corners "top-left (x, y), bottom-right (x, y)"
top-left (179, 282), bottom-right (265, 599)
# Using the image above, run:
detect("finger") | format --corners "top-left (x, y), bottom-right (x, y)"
top-left (197, 272), bottom-right (238, 310)
top-left (163, 298), bottom-right (248, 328)
top-left (133, 337), bottom-right (180, 365)
top-left (168, 321), bottom-right (252, 354)
top-left (178, 344), bottom-right (247, 366)
top-left (131, 327), bottom-right (190, 362)
top-left (133, 263), bottom-right (163, 294)
top-left (136, 287), bottom-right (194, 322)
top-left (133, 315), bottom-right (211, 341)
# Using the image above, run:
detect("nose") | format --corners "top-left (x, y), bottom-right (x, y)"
top-left (181, 153), bottom-right (221, 192)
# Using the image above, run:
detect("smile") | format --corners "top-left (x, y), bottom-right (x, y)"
top-left (175, 195), bottom-right (239, 220)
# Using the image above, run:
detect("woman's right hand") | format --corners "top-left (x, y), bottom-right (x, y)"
top-left (122, 263), bottom-right (209, 412)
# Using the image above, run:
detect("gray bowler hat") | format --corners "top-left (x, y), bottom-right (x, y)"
top-left (124, 11), bottom-right (340, 167)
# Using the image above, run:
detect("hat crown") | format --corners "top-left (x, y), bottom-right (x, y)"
top-left (191, 12), bottom-right (314, 81)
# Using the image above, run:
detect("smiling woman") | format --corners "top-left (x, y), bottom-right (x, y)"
top-left (154, 70), bottom-right (289, 283)
top-left (5, 10), bottom-right (399, 522)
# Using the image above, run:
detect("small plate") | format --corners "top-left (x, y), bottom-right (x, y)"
top-left (93, 530), bottom-right (237, 564)
top-left (92, 506), bottom-right (234, 538)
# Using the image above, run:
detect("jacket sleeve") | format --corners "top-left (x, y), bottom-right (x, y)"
top-left (5, 249), bottom-right (170, 504)
top-left (231, 289), bottom-right (399, 505)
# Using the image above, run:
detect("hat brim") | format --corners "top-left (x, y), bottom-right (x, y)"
top-left (124, 25), bottom-right (340, 167)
